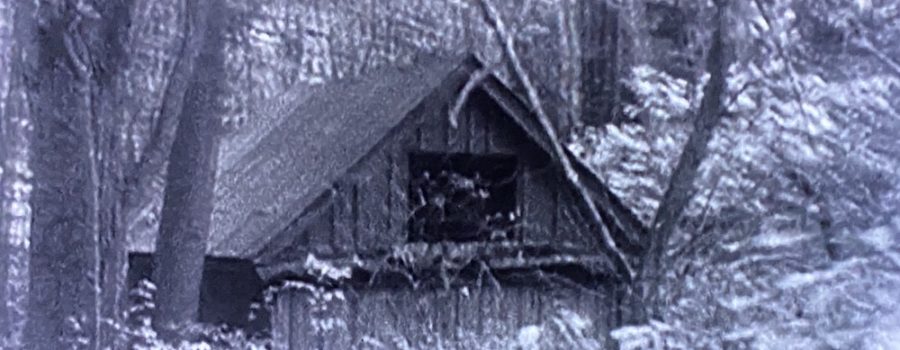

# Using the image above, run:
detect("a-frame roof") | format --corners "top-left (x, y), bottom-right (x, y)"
top-left (204, 54), bottom-right (645, 262)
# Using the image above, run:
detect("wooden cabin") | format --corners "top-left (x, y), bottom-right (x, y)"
top-left (123, 54), bottom-right (644, 346)
top-left (201, 54), bottom-right (646, 349)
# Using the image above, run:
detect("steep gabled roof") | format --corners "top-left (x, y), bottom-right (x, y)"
top-left (245, 55), bottom-right (647, 282)
top-left (130, 53), bottom-right (646, 264)
top-left (210, 55), bottom-right (474, 257)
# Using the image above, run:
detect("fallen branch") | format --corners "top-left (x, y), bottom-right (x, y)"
top-left (477, 0), bottom-right (635, 280)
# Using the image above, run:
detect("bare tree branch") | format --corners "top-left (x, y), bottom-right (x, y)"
top-left (634, 0), bottom-right (730, 321)
top-left (449, 66), bottom-right (496, 128)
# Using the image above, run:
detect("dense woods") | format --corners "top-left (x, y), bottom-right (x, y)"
top-left (0, 0), bottom-right (898, 349)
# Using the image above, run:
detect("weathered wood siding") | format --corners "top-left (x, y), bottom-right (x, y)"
top-left (262, 84), bottom-right (619, 350)
top-left (268, 88), bottom-right (604, 263)
top-left (272, 284), bottom-right (614, 350)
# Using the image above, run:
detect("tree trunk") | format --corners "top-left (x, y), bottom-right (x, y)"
top-left (632, 0), bottom-right (729, 323)
top-left (603, 2), bottom-right (621, 123)
top-left (92, 2), bottom-right (139, 346)
top-left (1, 2), bottom-right (35, 347)
top-left (91, 1), bottom-right (203, 347)
top-left (0, 0), bottom-right (13, 337)
top-left (12, 0), bottom-right (205, 347)
top-left (26, 2), bottom-right (104, 347)
top-left (151, 0), bottom-right (223, 340)
top-left (22, 1), bottom-right (161, 348)
top-left (580, 0), bottom-right (620, 125)
top-left (1, 43), bottom-right (34, 350)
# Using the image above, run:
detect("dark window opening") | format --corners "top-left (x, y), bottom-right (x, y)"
top-left (408, 152), bottom-right (518, 243)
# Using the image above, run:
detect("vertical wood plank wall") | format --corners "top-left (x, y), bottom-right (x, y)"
top-left (315, 90), bottom-right (602, 259)
top-left (268, 90), bottom-right (615, 349)
top-left (273, 285), bottom-right (614, 350)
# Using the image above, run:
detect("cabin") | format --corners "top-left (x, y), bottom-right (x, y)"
top-left (126, 53), bottom-right (645, 346)
top-left (202, 54), bottom-right (646, 349)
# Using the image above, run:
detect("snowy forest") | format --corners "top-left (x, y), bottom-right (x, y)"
top-left (1, 0), bottom-right (899, 349)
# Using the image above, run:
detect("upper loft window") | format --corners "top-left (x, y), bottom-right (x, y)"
top-left (408, 152), bottom-right (518, 243)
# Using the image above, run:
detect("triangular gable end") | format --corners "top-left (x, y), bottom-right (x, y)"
top-left (247, 55), bottom-right (646, 281)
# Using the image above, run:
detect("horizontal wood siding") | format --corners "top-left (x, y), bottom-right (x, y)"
top-left (274, 285), bottom-right (611, 350)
